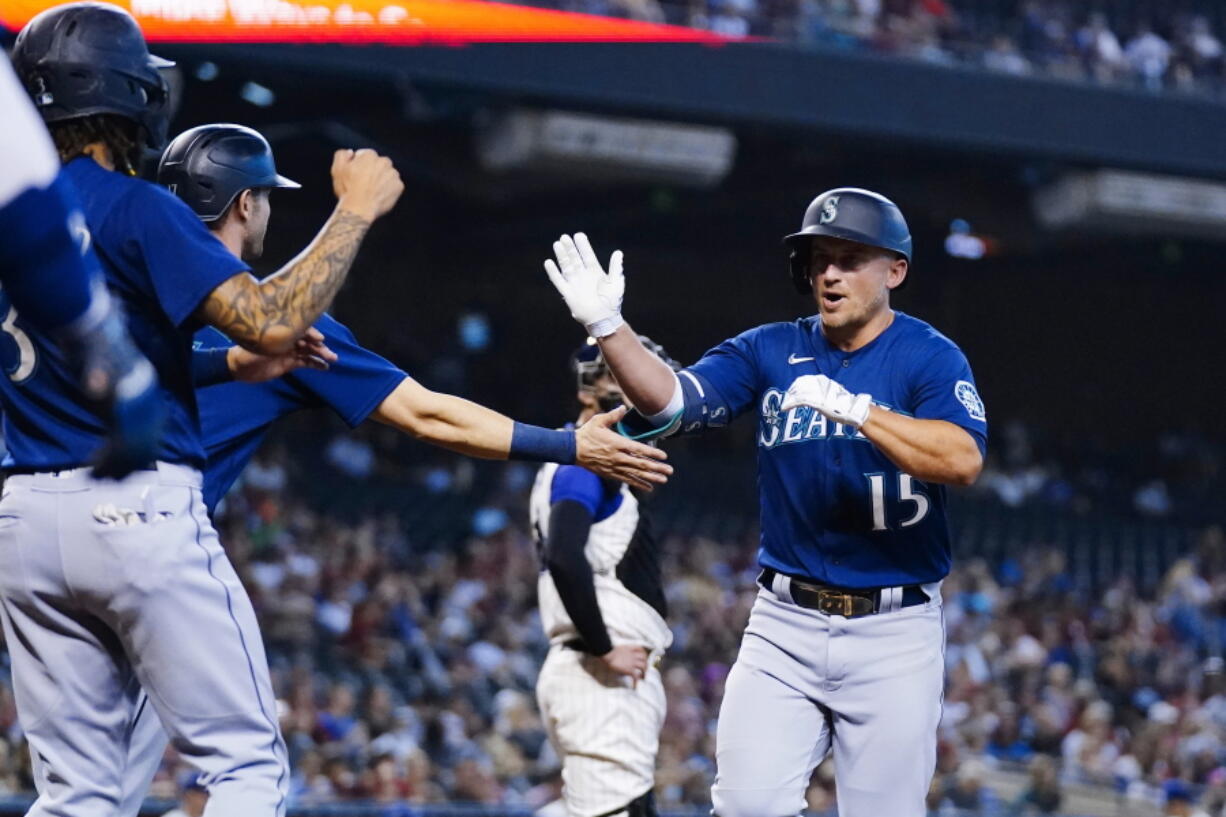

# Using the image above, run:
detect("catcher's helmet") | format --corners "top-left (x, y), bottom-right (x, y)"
top-left (157, 124), bottom-right (301, 222)
top-left (12, 2), bottom-right (174, 149)
top-left (783, 188), bottom-right (912, 294)
top-left (571, 335), bottom-right (679, 394)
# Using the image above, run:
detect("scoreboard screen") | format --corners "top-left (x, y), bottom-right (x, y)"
top-left (0, 0), bottom-right (737, 44)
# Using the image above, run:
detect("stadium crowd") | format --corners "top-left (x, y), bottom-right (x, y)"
top-left (539, 0), bottom-right (1226, 96)
top-left (970, 421), bottom-right (1224, 526)
top-left (0, 424), bottom-right (1219, 816)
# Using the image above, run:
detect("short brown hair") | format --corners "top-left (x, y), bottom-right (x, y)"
top-left (50, 115), bottom-right (142, 175)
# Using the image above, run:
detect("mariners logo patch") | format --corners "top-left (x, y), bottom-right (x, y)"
top-left (819, 196), bottom-right (839, 224)
top-left (955, 380), bottom-right (986, 421)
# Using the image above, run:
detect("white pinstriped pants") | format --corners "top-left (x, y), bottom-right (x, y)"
top-left (536, 645), bottom-right (666, 817)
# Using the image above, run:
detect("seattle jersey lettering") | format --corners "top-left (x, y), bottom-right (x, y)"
top-left (758, 387), bottom-right (892, 448)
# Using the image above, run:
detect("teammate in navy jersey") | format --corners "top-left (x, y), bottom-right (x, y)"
top-left (158, 123), bottom-right (673, 512)
top-left (100, 123), bottom-right (675, 816)
top-left (1, 4), bottom-right (404, 815)
top-left (0, 54), bottom-right (162, 476)
top-left (544, 189), bottom-right (986, 817)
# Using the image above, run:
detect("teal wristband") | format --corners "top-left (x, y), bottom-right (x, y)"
top-left (616, 408), bottom-right (682, 442)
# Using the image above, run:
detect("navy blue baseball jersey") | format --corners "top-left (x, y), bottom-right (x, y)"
top-left (683, 311), bottom-right (986, 588)
top-left (0, 55), bottom-right (94, 334)
top-left (0, 157), bottom-right (247, 470)
top-left (0, 175), bottom-right (96, 336)
top-left (196, 313), bottom-right (406, 513)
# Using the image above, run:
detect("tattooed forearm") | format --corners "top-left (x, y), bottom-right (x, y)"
top-left (199, 210), bottom-right (370, 353)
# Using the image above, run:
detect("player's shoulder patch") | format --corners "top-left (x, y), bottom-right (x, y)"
top-left (954, 380), bottom-right (986, 422)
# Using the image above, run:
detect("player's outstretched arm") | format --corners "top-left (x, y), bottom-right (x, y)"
top-left (544, 233), bottom-right (682, 417)
top-left (195, 149), bottom-right (404, 356)
top-left (372, 378), bottom-right (672, 490)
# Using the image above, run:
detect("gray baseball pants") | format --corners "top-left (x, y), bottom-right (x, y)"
top-left (0, 464), bottom-right (288, 817)
top-left (711, 585), bottom-right (944, 817)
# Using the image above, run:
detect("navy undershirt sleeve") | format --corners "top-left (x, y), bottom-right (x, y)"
top-left (544, 499), bottom-right (613, 656)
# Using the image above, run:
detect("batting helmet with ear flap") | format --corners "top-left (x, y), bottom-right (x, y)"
top-left (157, 124), bottom-right (300, 222)
top-left (783, 188), bottom-right (912, 294)
top-left (12, 2), bottom-right (174, 149)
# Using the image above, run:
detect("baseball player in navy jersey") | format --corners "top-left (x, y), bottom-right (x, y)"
top-left (543, 189), bottom-right (987, 817)
top-left (530, 338), bottom-right (678, 817)
top-left (0, 53), bottom-right (163, 476)
top-left (157, 123), bottom-right (673, 509)
top-left (2, 4), bottom-right (406, 815)
top-left (100, 122), bottom-right (674, 816)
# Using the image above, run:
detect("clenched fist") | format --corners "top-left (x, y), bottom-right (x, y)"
top-left (332, 148), bottom-right (404, 222)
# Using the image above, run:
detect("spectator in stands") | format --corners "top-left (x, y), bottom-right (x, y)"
top-left (1062, 700), bottom-right (1120, 785)
top-left (940, 757), bottom-right (990, 811)
top-left (1010, 754), bottom-right (1063, 814)
top-left (612, 0), bottom-right (666, 22)
top-left (983, 34), bottom-right (1032, 75)
top-left (1076, 12), bottom-right (1126, 81)
top-left (1126, 23), bottom-right (1174, 90)
top-left (707, 0), bottom-right (758, 37)
top-left (1180, 15), bottom-right (1223, 76)
top-left (526, 0), bottom-right (1226, 102)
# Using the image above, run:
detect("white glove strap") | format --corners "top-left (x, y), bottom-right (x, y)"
top-left (843, 393), bottom-right (873, 429)
top-left (585, 313), bottom-right (625, 339)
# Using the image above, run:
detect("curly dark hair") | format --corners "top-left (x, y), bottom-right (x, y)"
top-left (49, 115), bottom-right (143, 175)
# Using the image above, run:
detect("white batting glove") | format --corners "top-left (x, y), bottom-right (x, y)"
top-left (781, 374), bottom-right (874, 430)
top-left (544, 233), bottom-right (625, 338)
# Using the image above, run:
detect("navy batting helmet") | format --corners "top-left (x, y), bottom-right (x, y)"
top-left (11, 2), bottom-right (174, 149)
top-left (157, 125), bottom-right (301, 222)
top-left (783, 188), bottom-right (912, 294)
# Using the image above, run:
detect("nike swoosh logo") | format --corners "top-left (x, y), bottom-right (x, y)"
top-left (788, 354), bottom-right (815, 364)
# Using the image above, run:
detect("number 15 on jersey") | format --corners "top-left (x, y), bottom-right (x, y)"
top-left (865, 472), bottom-right (930, 531)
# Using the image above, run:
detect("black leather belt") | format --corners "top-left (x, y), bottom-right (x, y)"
top-left (758, 568), bottom-right (928, 618)
top-left (562, 638), bottom-right (590, 653)
top-left (3, 465), bottom-right (157, 477)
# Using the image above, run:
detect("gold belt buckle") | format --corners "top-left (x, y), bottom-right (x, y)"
top-left (817, 590), bottom-right (852, 617)
top-left (817, 590), bottom-right (871, 617)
